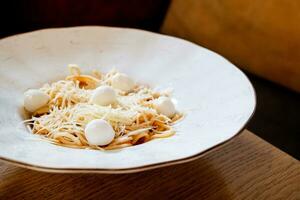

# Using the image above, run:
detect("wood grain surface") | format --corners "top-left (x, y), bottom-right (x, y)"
top-left (0, 130), bottom-right (299, 199)
top-left (161, 0), bottom-right (300, 92)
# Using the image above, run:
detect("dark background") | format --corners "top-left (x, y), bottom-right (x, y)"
top-left (0, 0), bottom-right (170, 38)
top-left (1, 0), bottom-right (299, 159)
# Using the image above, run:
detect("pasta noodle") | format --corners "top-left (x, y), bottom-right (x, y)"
top-left (25, 65), bottom-right (183, 150)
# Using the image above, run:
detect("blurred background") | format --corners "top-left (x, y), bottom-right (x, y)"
top-left (1, 0), bottom-right (299, 159)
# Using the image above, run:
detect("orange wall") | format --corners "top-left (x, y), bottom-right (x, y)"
top-left (161, 0), bottom-right (300, 92)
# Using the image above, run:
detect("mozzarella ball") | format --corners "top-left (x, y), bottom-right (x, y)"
top-left (24, 89), bottom-right (50, 112)
top-left (111, 73), bottom-right (135, 92)
top-left (91, 86), bottom-right (116, 106)
top-left (154, 97), bottom-right (176, 118)
top-left (84, 119), bottom-right (115, 146)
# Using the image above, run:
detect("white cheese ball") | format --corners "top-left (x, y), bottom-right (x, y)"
top-left (154, 97), bottom-right (176, 118)
top-left (111, 73), bottom-right (135, 92)
top-left (24, 89), bottom-right (50, 112)
top-left (84, 119), bottom-right (115, 146)
top-left (91, 86), bottom-right (116, 106)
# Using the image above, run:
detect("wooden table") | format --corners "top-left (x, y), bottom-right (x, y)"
top-left (0, 130), bottom-right (299, 199)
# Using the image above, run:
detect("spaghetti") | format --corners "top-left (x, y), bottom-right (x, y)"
top-left (25, 65), bottom-right (182, 150)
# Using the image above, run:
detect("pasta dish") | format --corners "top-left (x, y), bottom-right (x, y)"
top-left (24, 65), bottom-right (182, 150)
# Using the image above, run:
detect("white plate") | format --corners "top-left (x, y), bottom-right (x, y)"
top-left (0, 26), bottom-right (255, 173)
